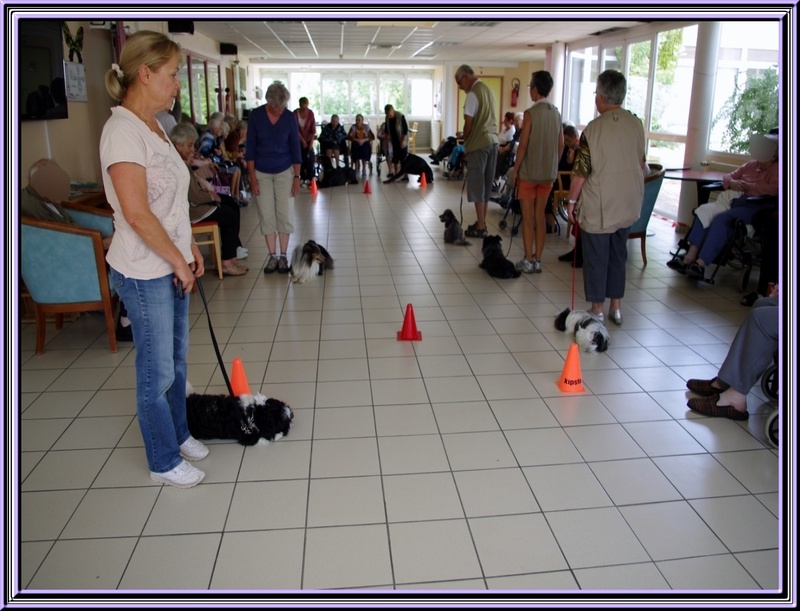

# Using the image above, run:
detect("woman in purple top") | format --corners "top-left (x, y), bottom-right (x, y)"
top-left (246, 81), bottom-right (302, 274)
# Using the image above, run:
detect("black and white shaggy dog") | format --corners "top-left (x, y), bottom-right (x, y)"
top-left (186, 391), bottom-right (294, 446)
top-left (289, 240), bottom-right (334, 284)
top-left (554, 308), bottom-right (610, 354)
top-left (385, 153), bottom-right (434, 184)
top-left (479, 235), bottom-right (521, 279)
top-left (439, 209), bottom-right (470, 246)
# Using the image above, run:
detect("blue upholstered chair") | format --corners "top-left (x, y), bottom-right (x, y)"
top-left (628, 163), bottom-right (666, 266)
top-left (21, 205), bottom-right (118, 354)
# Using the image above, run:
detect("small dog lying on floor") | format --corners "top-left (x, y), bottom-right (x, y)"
top-left (289, 240), bottom-right (334, 283)
top-left (439, 209), bottom-right (470, 246)
top-left (479, 235), bottom-right (521, 278)
top-left (186, 389), bottom-right (294, 446)
top-left (384, 153), bottom-right (434, 184)
top-left (554, 308), bottom-right (610, 353)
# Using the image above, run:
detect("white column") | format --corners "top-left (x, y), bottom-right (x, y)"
top-left (676, 22), bottom-right (721, 230)
top-left (550, 42), bottom-right (566, 111)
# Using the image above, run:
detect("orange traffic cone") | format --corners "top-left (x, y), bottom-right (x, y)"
top-left (557, 343), bottom-right (585, 393)
top-left (309, 178), bottom-right (318, 194)
top-left (397, 303), bottom-right (422, 341)
top-left (419, 172), bottom-right (427, 187)
top-left (363, 180), bottom-right (372, 194)
top-left (231, 357), bottom-right (252, 396)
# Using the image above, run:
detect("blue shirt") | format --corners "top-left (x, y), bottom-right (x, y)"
top-left (245, 105), bottom-right (302, 174)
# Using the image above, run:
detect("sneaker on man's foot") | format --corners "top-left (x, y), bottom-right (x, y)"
top-left (264, 255), bottom-right (279, 274)
top-left (180, 436), bottom-right (209, 461)
top-left (532, 259), bottom-right (543, 273)
top-left (150, 460), bottom-right (205, 488)
top-left (515, 258), bottom-right (535, 273)
top-left (236, 246), bottom-right (249, 260)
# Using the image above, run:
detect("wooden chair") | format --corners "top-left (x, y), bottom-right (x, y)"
top-left (191, 221), bottom-right (223, 279)
top-left (408, 121), bottom-right (419, 153)
top-left (628, 163), bottom-right (666, 266)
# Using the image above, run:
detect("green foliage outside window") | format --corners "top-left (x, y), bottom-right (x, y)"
top-left (712, 67), bottom-right (779, 154)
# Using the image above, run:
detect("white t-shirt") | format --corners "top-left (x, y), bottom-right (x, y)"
top-left (463, 90), bottom-right (479, 118)
top-left (101, 106), bottom-right (192, 280)
top-left (498, 124), bottom-right (516, 145)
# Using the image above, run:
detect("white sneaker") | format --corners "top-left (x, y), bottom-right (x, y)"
top-left (515, 258), bottom-right (534, 273)
top-left (150, 460), bottom-right (205, 488)
top-left (180, 436), bottom-right (209, 461)
top-left (532, 259), bottom-right (542, 273)
top-left (236, 246), bottom-right (249, 260)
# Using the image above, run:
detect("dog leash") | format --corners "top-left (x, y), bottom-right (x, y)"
top-left (571, 223), bottom-right (580, 311)
top-left (195, 276), bottom-right (235, 396)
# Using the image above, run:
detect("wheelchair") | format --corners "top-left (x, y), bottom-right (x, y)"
top-left (667, 194), bottom-right (776, 291)
top-left (761, 353), bottom-right (779, 448)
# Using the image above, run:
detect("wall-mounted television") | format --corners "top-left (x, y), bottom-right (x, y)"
top-left (19, 19), bottom-right (68, 121)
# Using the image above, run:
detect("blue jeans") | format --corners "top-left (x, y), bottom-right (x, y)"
top-left (111, 269), bottom-right (190, 473)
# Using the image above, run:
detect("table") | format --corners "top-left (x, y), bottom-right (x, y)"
top-left (664, 168), bottom-right (726, 204)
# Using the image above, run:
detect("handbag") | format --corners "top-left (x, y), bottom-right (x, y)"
top-left (210, 174), bottom-right (231, 196)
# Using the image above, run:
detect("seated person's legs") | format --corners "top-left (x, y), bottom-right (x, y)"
top-left (687, 295), bottom-right (778, 419)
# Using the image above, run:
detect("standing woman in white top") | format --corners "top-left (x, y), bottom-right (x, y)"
top-left (100, 31), bottom-right (209, 489)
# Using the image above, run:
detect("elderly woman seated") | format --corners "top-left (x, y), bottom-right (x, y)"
top-left (197, 114), bottom-right (243, 206)
top-left (170, 123), bottom-right (249, 276)
top-left (667, 130), bottom-right (779, 280)
top-left (319, 115), bottom-right (348, 168)
top-left (347, 114), bottom-right (375, 178)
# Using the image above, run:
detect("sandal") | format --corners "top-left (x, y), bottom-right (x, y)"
top-left (686, 377), bottom-right (729, 396)
top-left (222, 263), bottom-right (247, 276)
top-left (686, 262), bottom-right (705, 279)
top-left (464, 223), bottom-right (488, 238)
top-left (687, 394), bottom-right (748, 420)
top-left (666, 258), bottom-right (687, 273)
top-left (740, 291), bottom-right (760, 307)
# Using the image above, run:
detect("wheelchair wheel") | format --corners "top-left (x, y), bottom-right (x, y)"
top-left (761, 363), bottom-right (778, 401)
top-left (764, 409), bottom-right (778, 449)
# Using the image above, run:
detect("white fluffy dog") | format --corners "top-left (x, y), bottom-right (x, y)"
top-left (554, 308), bottom-right (610, 353)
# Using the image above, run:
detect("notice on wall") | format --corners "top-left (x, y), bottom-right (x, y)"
top-left (64, 60), bottom-right (87, 102)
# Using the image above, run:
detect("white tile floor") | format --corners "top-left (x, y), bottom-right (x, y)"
top-left (16, 169), bottom-right (782, 593)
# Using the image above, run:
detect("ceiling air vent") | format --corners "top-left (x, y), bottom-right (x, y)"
top-left (590, 27), bottom-right (626, 36)
top-left (459, 21), bottom-right (500, 27)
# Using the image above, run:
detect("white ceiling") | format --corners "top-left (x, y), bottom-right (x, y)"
top-left (190, 19), bottom-right (646, 65)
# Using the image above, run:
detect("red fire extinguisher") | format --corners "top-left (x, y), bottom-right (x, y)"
top-left (511, 78), bottom-right (520, 107)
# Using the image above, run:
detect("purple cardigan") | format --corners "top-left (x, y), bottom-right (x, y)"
top-left (245, 105), bottom-right (302, 174)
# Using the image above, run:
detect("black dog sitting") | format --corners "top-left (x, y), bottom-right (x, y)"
top-left (439, 209), bottom-right (470, 246)
top-left (186, 391), bottom-right (294, 446)
top-left (384, 153), bottom-right (434, 184)
top-left (479, 235), bottom-right (521, 279)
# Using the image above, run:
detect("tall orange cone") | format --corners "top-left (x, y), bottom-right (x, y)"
top-left (231, 357), bottom-right (252, 396)
top-left (363, 179), bottom-right (372, 194)
top-left (557, 343), bottom-right (585, 393)
top-left (309, 178), bottom-right (318, 194)
top-left (419, 172), bottom-right (427, 187)
top-left (397, 303), bottom-right (422, 341)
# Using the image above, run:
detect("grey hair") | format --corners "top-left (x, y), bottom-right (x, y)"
top-left (207, 116), bottom-right (225, 132)
top-left (169, 121), bottom-right (199, 146)
top-left (596, 70), bottom-right (627, 106)
top-left (455, 64), bottom-right (474, 80)
top-left (266, 81), bottom-right (291, 108)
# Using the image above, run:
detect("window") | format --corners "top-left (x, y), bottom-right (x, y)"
top-left (407, 76), bottom-right (433, 117)
top-left (566, 45), bottom-right (598, 125)
top-left (380, 75), bottom-right (405, 113)
top-left (321, 77), bottom-right (349, 116)
top-left (625, 39), bottom-right (652, 122)
top-left (178, 53), bottom-right (221, 125)
top-left (292, 72), bottom-right (321, 115)
top-left (351, 78), bottom-right (376, 116)
top-left (708, 22), bottom-right (779, 153)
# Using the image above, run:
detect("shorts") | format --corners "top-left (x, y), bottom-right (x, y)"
top-left (517, 180), bottom-right (553, 200)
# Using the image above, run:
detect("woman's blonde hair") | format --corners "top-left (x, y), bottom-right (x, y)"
top-left (104, 30), bottom-right (183, 102)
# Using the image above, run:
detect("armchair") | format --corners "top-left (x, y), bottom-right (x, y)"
top-left (628, 163), bottom-right (666, 266)
top-left (21, 208), bottom-right (118, 354)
